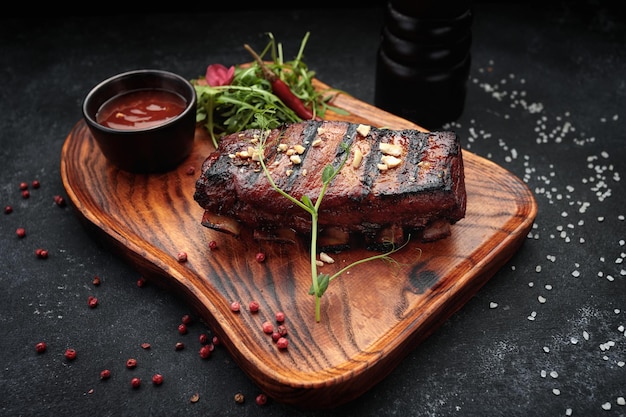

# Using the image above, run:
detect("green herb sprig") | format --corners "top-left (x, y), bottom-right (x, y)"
top-left (253, 114), bottom-right (409, 322)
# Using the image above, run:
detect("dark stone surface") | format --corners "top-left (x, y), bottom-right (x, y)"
top-left (1, 3), bottom-right (624, 416)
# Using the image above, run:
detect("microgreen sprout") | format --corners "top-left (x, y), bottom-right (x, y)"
top-left (253, 115), bottom-right (409, 322)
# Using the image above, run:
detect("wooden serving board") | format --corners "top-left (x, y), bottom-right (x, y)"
top-left (61, 80), bottom-right (537, 409)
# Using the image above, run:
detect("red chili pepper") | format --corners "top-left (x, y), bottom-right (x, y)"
top-left (244, 43), bottom-right (321, 121)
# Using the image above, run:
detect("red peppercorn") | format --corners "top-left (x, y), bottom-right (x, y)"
top-left (262, 321), bottom-right (274, 334)
top-left (174, 342), bottom-right (185, 351)
top-left (19, 182), bottom-right (28, 191)
top-left (276, 337), bottom-right (289, 350)
top-left (199, 345), bottom-right (211, 359)
top-left (131, 377), bottom-right (141, 389)
top-left (87, 296), bottom-right (98, 309)
top-left (208, 240), bottom-right (218, 250)
top-left (126, 358), bottom-right (137, 369)
top-left (177, 251), bottom-right (188, 262)
top-left (256, 393), bottom-right (268, 406)
top-left (212, 336), bottom-right (220, 346)
top-left (22, 190), bottom-right (30, 199)
top-left (181, 314), bottom-right (192, 325)
top-left (152, 373), bottom-right (164, 386)
top-left (35, 341), bottom-right (47, 353)
top-left (65, 348), bottom-right (77, 360)
top-left (4, 205), bottom-right (13, 214)
top-left (32, 180), bottom-right (40, 189)
top-left (255, 252), bottom-right (266, 263)
top-left (35, 249), bottom-right (48, 259)
top-left (137, 277), bottom-right (146, 287)
top-left (177, 323), bottom-right (188, 335)
top-left (249, 301), bottom-right (260, 313)
top-left (100, 369), bottom-right (111, 380)
top-left (275, 311), bottom-right (285, 323)
top-left (16, 227), bottom-right (26, 238)
top-left (92, 276), bottom-right (101, 286)
top-left (53, 195), bottom-right (66, 207)
top-left (230, 301), bottom-right (241, 312)
top-left (199, 333), bottom-right (209, 344)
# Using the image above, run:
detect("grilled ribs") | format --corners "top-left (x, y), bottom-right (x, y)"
top-left (193, 120), bottom-right (466, 250)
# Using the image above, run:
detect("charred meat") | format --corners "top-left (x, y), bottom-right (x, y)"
top-left (193, 121), bottom-right (466, 249)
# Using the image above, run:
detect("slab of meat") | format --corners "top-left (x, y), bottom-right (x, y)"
top-left (193, 120), bottom-right (466, 250)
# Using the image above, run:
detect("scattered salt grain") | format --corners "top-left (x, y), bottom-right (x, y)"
top-left (543, 346), bottom-right (550, 353)
top-left (572, 270), bottom-right (580, 278)
top-left (552, 388), bottom-right (561, 396)
top-left (489, 302), bottom-right (498, 309)
top-left (602, 402), bottom-right (611, 410)
top-left (617, 397), bottom-right (625, 406)
top-left (570, 337), bottom-right (578, 344)
top-left (583, 331), bottom-right (590, 341)
top-left (538, 296), bottom-right (546, 304)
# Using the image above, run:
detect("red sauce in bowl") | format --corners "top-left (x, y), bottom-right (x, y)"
top-left (96, 89), bottom-right (187, 130)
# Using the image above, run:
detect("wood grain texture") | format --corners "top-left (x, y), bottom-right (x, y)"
top-left (60, 80), bottom-right (537, 409)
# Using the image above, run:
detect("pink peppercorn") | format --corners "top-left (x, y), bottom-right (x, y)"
top-left (35, 341), bottom-right (47, 353)
top-left (256, 393), bottom-right (268, 406)
top-left (35, 249), bottom-right (48, 259)
top-left (4, 205), bottom-right (13, 214)
top-left (137, 277), bottom-right (146, 287)
top-left (212, 335), bottom-right (220, 345)
top-left (19, 182), bottom-right (28, 190)
top-left (271, 331), bottom-right (281, 342)
top-left (32, 180), bottom-right (40, 189)
top-left (152, 374), bottom-right (164, 385)
top-left (100, 369), bottom-right (111, 380)
top-left (230, 301), bottom-right (241, 312)
top-left (255, 252), bottom-right (266, 263)
top-left (208, 240), bottom-right (218, 250)
top-left (199, 345), bottom-right (211, 359)
top-left (175, 342), bottom-right (185, 351)
top-left (92, 276), bottom-right (101, 286)
top-left (199, 333), bottom-right (209, 344)
top-left (53, 195), bottom-right (66, 207)
top-left (126, 358), bottom-right (137, 369)
top-left (178, 323), bottom-right (188, 335)
top-left (277, 324), bottom-right (288, 336)
top-left (16, 227), bottom-right (26, 238)
top-left (276, 337), bottom-right (289, 350)
top-left (262, 321), bottom-right (274, 334)
top-left (21, 190), bottom-right (30, 199)
top-left (87, 296), bottom-right (98, 309)
top-left (65, 348), bottom-right (77, 360)
top-left (177, 251), bottom-right (188, 262)
top-left (249, 301), bottom-right (260, 313)
top-left (131, 377), bottom-right (141, 389)
top-left (275, 311), bottom-right (285, 323)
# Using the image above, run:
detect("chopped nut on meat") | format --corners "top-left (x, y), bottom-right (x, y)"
top-left (381, 155), bottom-right (402, 168)
top-left (290, 155), bottom-right (302, 165)
top-left (379, 142), bottom-right (403, 157)
top-left (311, 138), bottom-right (323, 147)
top-left (377, 163), bottom-right (389, 171)
top-left (356, 124), bottom-right (371, 137)
top-left (277, 143), bottom-right (289, 152)
top-left (319, 252), bottom-right (335, 264)
top-left (352, 148), bottom-right (364, 168)
top-left (293, 144), bottom-right (306, 154)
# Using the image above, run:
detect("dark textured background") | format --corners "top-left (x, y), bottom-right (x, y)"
top-left (1, 2), bottom-right (625, 416)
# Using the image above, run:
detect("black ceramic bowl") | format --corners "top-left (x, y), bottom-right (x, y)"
top-left (82, 69), bottom-right (197, 173)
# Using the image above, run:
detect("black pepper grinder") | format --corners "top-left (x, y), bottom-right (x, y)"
top-left (374, 0), bottom-right (473, 130)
